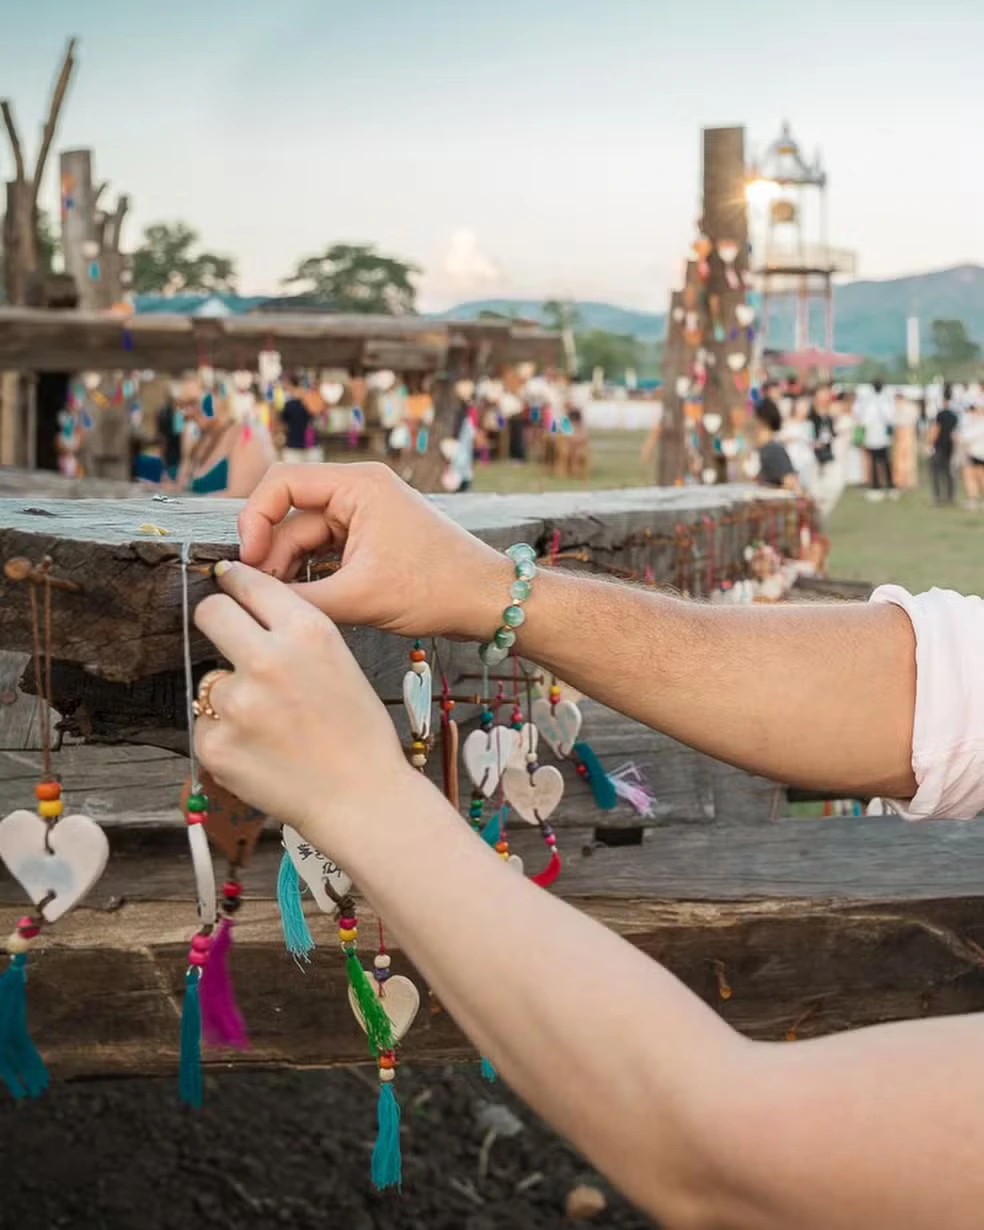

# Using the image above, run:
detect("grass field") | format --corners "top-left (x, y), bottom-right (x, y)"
top-left (472, 431), bottom-right (984, 595)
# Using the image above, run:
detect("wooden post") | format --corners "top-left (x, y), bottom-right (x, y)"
top-left (61, 149), bottom-right (129, 310)
top-left (402, 337), bottom-right (472, 492)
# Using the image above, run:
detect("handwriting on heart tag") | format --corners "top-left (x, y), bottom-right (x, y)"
top-left (463, 727), bottom-right (519, 798)
top-left (282, 824), bottom-right (352, 915)
top-left (501, 764), bottom-right (565, 825)
top-left (0, 809), bottom-right (109, 923)
top-left (403, 663), bottom-right (432, 740)
top-left (181, 773), bottom-right (265, 866)
top-left (531, 697), bottom-right (582, 758)
top-left (507, 723), bottom-right (538, 771)
top-left (349, 973), bottom-right (420, 1043)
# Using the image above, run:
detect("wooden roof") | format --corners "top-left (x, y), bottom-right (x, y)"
top-left (0, 307), bottom-right (565, 374)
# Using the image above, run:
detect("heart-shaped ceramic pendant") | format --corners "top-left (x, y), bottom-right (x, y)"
top-left (674, 376), bottom-right (690, 398)
top-left (463, 727), bottom-right (519, 798)
top-left (320, 380), bottom-right (344, 405)
top-left (702, 413), bottom-right (722, 435)
top-left (501, 765), bottom-right (565, 825)
top-left (721, 437), bottom-right (739, 458)
top-left (727, 352), bottom-right (747, 372)
top-left (282, 824), bottom-right (352, 914)
top-left (531, 697), bottom-right (582, 757)
top-left (717, 239), bottom-right (739, 264)
top-left (181, 773), bottom-right (265, 867)
top-left (507, 854), bottom-right (524, 875)
top-left (0, 809), bottom-right (109, 923)
top-left (403, 663), bottom-right (432, 739)
top-left (507, 723), bottom-right (538, 771)
top-left (439, 437), bottom-right (458, 462)
top-left (735, 304), bottom-right (755, 327)
top-left (349, 973), bottom-right (420, 1043)
top-left (743, 454), bottom-right (761, 478)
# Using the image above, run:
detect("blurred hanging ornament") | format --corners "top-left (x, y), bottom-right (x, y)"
top-left (717, 240), bottom-right (741, 289)
top-left (258, 350), bottom-right (282, 385)
top-left (735, 304), bottom-right (756, 328)
top-left (671, 305), bottom-right (685, 324)
top-left (674, 376), bottom-right (690, 398)
top-left (693, 236), bottom-right (713, 260)
top-left (721, 437), bottom-right (740, 459)
top-left (726, 352), bottom-right (747, 372)
top-left (454, 379), bottom-right (475, 401)
top-left (320, 381), bottom-right (344, 406)
top-left (702, 413), bottom-right (722, 435)
top-left (701, 467), bottom-right (718, 485)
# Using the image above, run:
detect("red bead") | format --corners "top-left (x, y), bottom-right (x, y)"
top-left (35, 781), bottom-right (61, 802)
top-left (16, 917), bottom-right (40, 939)
top-left (222, 880), bottom-right (242, 898)
top-left (442, 698), bottom-right (455, 714)
top-left (410, 648), bottom-right (426, 663)
top-left (191, 933), bottom-right (211, 953)
top-left (576, 763), bottom-right (589, 777)
top-left (186, 811), bottom-right (207, 826)
top-left (339, 916), bottom-right (357, 930)
top-left (188, 950), bottom-right (208, 967)
top-left (545, 833), bottom-right (557, 847)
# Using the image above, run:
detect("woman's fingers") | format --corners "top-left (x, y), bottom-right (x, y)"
top-left (194, 592), bottom-right (269, 662)
top-left (213, 560), bottom-right (330, 635)
top-left (258, 508), bottom-right (334, 581)
top-left (238, 462), bottom-right (360, 565)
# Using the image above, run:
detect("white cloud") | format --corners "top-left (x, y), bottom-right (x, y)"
top-left (441, 228), bottom-right (501, 286)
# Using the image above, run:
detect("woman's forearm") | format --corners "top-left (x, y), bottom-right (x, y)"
top-left (512, 570), bottom-right (917, 798)
top-left (330, 771), bottom-right (747, 1227)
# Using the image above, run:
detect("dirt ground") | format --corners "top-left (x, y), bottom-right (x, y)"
top-left (0, 1065), bottom-right (656, 1230)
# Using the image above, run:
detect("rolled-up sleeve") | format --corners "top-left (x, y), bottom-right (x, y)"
top-left (871, 585), bottom-right (984, 819)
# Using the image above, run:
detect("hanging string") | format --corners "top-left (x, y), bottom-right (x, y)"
top-left (27, 573), bottom-right (53, 780)
top-left (180, 542), bottom-right (201, 795)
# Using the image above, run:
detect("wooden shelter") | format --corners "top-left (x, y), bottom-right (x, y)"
top-left (0, 308), bottom-right (564, 487)
top-left (0, 485), bottom-right (980, 1080)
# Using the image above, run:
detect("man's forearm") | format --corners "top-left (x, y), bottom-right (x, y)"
top-left (514, 570), bottom-right (917, 798)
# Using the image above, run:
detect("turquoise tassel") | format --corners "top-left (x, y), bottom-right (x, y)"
top-left (371, 1082), bottom-right (402, 1190)
top-left (0, 953), bottom-right (48, 1101)
top-left (276, 851), bottom-right (315, 962)
top-left (480, 1056), bottom-right (498, 1082)
top-left (573, 742), bottom-right (618, 810)
top-left (480, 808), bottom-right (507, 847)
top-left (178, 968), bottom-right (203, 1109)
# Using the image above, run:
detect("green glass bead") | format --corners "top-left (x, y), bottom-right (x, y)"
top-left (509, 579), bottom-right (531, 602)
top-left (514, 559), bottom-right (536, 582)
top-left (494, 626), bottom-right (517, 649)
top-left (502, 604), bottom-right (526, 629)
top-left (186, 793), bottom-right (208, 813)
top-left (506, 543), bottom-right (536, 564)
top-left (479, 641), bottom-right (509, 666)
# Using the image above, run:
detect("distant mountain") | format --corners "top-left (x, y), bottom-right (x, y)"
top-left (443, 265), bottom-right (984, 359)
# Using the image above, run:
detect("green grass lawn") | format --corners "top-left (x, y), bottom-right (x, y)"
top-left (471, 430), bottom-right (652, 494)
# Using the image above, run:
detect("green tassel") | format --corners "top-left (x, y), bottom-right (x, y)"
top-left (480, 1056), bottom-right (497, 1082)
top-left (345, 950), bottom-right (395, 1058)
top-left (573, 741), bottom-right (618, 810)
top-left (0, 953), bottom-right (48, 1101)
top-left (178, 968), bottom-right (203, 1109)
top-left (276, 850), bottom-right (315, 962)
top-left (371, 1081), bottom-right (402, 1190)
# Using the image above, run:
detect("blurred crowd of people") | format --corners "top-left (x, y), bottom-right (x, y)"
top-left (751, 376), bottom-right (984, 511)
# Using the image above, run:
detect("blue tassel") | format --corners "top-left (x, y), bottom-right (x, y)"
top-left (573, 742), bottom-right (618, 810)
top-left (179, 968), bottom-right (203, 1109)
top-left (480, 1056), bottom-right (497, 1082)
top-left (371, 1082), bottom-right (402, 1190)
top-left (0, 953), bottom-right (48, 1101)
top-left (480, 808), bottom-right (507, 847)
top-left (276, 851), bottom-right (315, 962)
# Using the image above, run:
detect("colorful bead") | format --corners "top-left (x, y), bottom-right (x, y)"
top-left (338, 927), bottom-right (358, 942)
top-left (191, 933), bottom-right (211, 953)
top-left (374, 953), bottom-right (392, 970)
top-left (379, 1054), bottom-right (396, 1070)
top-left (34, 781), bottom-right (61, 802)
top-left (494, 627), bottom-right (517, 650)
top-left (502, 605), bottom-right (526, 629)
top-left (222, 880), bottom-right (242, 899)
top-left (514, 559), bottom-right (536, 582)
top-left (549, 686), bottom-right (561, 703)
top-left (506, 544), bottom-right (536, 564)
top-left (374, 967), bottom-right (391, 983)
top-left (6, 933), bottom-right (32, 955)
top-left (410, 648), bottom-right (426, 663)
top-left (526, 752), bottom-right (538, 764)
top-left (479, 642), bottom-right (509, 666)
top-left (480, 709), bottom-right (494, 727)
top-left (379, 1067), bottom-right (396, 1083)
top-left (411, 740), bottom-right (427, 754)
top-left (495, 840), bottom-right (509, 854)
top-left (441, 698), bottom-right (455, 714)
top-left (339, 916), bottom-right (358, 930)
top-left (545, 833), bottom-right (557, 846)
top-left (411, 753), bottom-right (427, 768)
top-left (576, 762), bottom-right (589, 777)
top-left (411, 660), bottom-right (428, 675)
top-left (38, 798), bottom-right (63, 819)
top-left (186, 793), bottom-right (208, 813)
top-left (188, 949), bottom-right (208, 967)
top-left (16, 917), bottom-right (40, 939)
top-left (186, 810), bottom-right (207, 826)
top-left (509, 579), bottom-right (531, 602)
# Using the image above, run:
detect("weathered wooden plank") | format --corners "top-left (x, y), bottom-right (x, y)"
top-left (0, 465), bottom-right (143, 498)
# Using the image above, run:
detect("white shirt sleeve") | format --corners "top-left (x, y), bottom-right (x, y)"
top-left (871, 585), bottom-right (984, 819)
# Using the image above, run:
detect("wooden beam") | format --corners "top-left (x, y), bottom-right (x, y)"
top-left (4, 815), bottom-right (984, 1079)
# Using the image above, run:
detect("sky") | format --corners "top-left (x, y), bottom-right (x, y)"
top-left (3, 0), bottom-right (984, 312)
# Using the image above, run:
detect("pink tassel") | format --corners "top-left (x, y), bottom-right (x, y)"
top-left (198, 918), bottom-right (249, 1049)
top-left (609, 763), bottom-right (656, 818)
top-left (532, 849), bottom-right (561, 888)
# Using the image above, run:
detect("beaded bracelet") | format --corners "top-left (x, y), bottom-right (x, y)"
top-left (478, 543), bottom-right (537, 666)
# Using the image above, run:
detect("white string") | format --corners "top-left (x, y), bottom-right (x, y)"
top-left (180, 541), bottom-right (201, 793)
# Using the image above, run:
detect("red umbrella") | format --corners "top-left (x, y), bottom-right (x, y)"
top-left (772, 347), bottom-right (863, 370)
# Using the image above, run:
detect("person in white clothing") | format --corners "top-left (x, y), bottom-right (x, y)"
top-left (853, 381), bottom-right (897, 501)
top-left (191, 461), bottom-right (984, 1230)
top-left (960, 401), bottom-right (984, 508)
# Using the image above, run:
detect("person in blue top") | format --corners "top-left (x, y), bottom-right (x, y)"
top-left (181, 389), bottom-right (275, 497)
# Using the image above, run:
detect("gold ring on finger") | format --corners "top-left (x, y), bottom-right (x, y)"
top-left (193, 668), bottom-right (232, 720)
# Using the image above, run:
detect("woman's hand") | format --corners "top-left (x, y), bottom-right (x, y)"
top-left (193, 560), bottom-right (411, 855)
top-left (237, 462), bottom-right (509, 640)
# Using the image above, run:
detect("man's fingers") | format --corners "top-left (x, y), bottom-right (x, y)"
top-left (194, 592), bottom-right (269, 663)
top-left (238, 463), bottom-right (364, 565)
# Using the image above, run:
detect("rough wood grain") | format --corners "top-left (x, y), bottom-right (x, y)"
top-left (4, 812), bottom-right (984, 1077)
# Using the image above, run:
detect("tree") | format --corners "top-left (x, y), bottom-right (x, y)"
top-left (282, 243), bottom-right (420, 314)
top-left (130, 221), bottom-right (238, 295)
top-left (542, 298), bottom-right (581, 333)
top-left (930, 319), bottom-right (980, 366)
top-left (575, 330), bottom-right (643, 382)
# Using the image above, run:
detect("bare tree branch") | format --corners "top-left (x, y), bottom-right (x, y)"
top-left (109, 194), bottom-right (130, 251)
top-left (93, 180), bottom-right (109, 210)
top-left (0, 100), bottom-right (26, 183)
top-left (32, 36), bottom-right (78, 209)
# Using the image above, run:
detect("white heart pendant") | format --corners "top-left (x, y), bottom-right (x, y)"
top-left (727, 352), bottom-right (747, 372)
top-left (507, 723), bottom-right (539, 770)
top-left (702, 413), bottom-right (722, 435)
top-left (506, 854), bottom-right (524, 875)
top-left (348, 973), bottom-right (420, 1043)
top-left (501, 764), bottom-right (565, 825)
top-left (403, 663), bottom-right (432, 740)
top-left (0, 809), bottom-right (109, 923)
top-left (531, 697), bottom-right (582, 758)
top-left (282, 824), bottom-right (352, 915)
top-left (735, 304), bottom-right (756, 327)
top-left (463, 727), bottom-right (519, 797)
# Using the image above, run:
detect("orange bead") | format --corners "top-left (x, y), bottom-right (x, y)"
top-left (495, 841), bottom-right (509, 854)
top-left (410, 649), bottom-right (426, 663)
top-left (379, 1055), bottom-right (396, 1070)
top-left (35, 781), bottom-right (61, 802)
